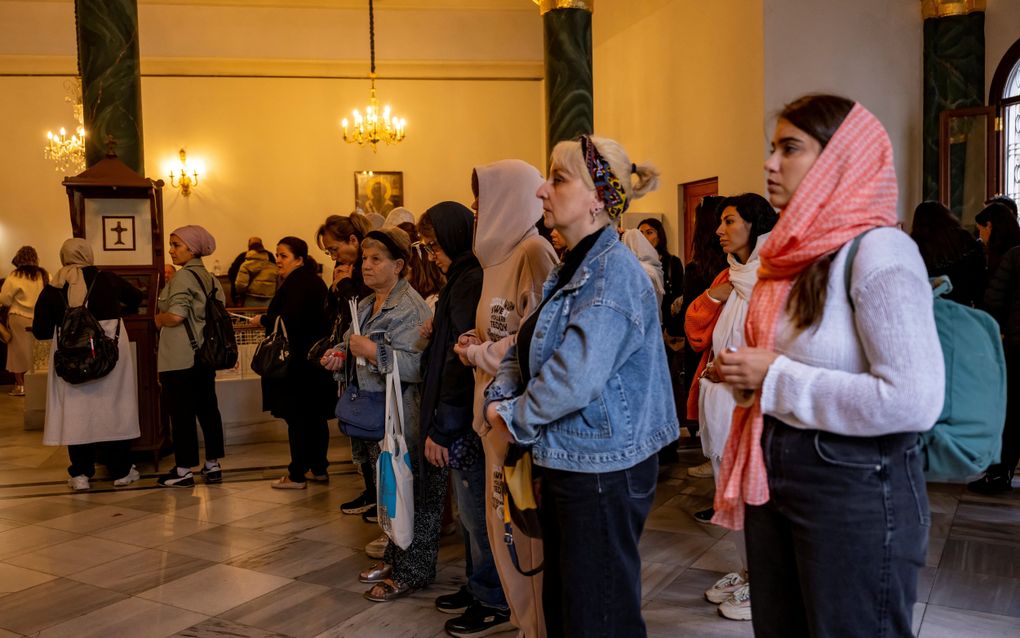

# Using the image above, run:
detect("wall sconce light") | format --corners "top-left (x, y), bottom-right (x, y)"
top-left (168, 148), bottom-right (203, 197)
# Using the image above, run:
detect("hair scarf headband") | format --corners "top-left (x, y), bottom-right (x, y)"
top-left (711, 103), bottom-right (899, 530)
top-left (580, 135), bottom-right (629, 220)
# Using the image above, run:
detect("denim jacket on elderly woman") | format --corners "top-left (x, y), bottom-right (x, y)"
top-left (340, 278), bottom-right (432, 462)
top-left (486, 226), bottom-right (679, 473)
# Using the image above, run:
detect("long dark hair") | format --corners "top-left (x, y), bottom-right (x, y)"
top-left (717, 193), bottom-right (779, 259)
top-left (976, 202), bottom-right (1020, 261)
top-left (639, 217), bottom-right (672, 262)
top-left (11, 246), bottom-right (47, 283)
top-left (277, 236), bottom-right (319, 274)
top-left (398, 222), bottom-right (444, 299)
top-left (687, 195), bottom-right (727, 283)
top-left (911, 201), bottom-right (980, 273)
top-left (782, 94), bottom-right (855, 330)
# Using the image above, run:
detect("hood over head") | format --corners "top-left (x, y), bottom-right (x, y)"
top-left (424, 201), bottom-right (475, 260)
top-left (473, 159), bottom-right (544, 268)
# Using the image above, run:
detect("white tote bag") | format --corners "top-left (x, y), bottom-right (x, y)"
top-left (377, 354), bottom-right (414, 549)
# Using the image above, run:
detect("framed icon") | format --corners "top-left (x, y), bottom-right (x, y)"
top-left (354, 171), bottom-right (403, 216)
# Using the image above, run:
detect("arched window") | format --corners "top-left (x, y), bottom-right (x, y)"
top-left (991, 38), bottom-right (1020, 202)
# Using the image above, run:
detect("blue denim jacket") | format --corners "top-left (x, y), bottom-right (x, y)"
top-left (486, 226), bottom-right (679, 472)
top-left (340, 278), bottom-right (432, 462)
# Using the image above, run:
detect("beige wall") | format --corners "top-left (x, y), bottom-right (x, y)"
top-left (987, 0), bottom-right (1020, 98)
top-left (764, 0), bottom-right (923, 222)
top-left (0, 0), bottom-right (544, 275)
top-left (592, 0), bottom-right (766, 257)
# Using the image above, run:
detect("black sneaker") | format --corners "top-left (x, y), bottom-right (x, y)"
top-left (340, 490), bottom-right (377, 515)
top-left (445, 603), bottom-right (512, 637)
top-left (967, 470), bottom-right (1014, 495)
top-left (694, 507), bottom-right (715, 523)
top-left (201, 463), bottom-right (222, 484)
top-left (157, 467), bottom-right (195, 488)
top-left (362, 505), bottom-right (379, 523)
top-left (435, 586), bottom-right (475, 615)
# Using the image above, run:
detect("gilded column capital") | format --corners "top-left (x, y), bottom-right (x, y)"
top-left (921, 0), bottom-right (985, 19)
top-left (538, 0), bottom-right (592, 16)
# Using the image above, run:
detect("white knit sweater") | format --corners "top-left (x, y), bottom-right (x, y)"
top-left (761, 227), bottom-right (945, 436)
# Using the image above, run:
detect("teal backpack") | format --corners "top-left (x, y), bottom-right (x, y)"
top-left (845, 232), bottom-right (1005, 481)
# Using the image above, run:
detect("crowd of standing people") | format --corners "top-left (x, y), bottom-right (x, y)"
top-left (3, 91), bottom-right (1019, 637)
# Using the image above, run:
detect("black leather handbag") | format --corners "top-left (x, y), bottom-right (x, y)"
top-left (250, 316), bottom-right (290, 379)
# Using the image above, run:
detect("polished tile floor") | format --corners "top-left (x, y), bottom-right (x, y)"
top-left (0, 391), bottom-right (1018, 637)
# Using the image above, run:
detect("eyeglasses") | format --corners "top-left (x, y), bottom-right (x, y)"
top-left (411, 240), bottom-right (440, 256)
top-left (323, 246), bottom-right (340, 257)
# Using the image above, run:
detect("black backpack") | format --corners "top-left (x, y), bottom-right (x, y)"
top-left (53, 280), bottom-right (120, 384)
top-left (182, 269), bottom-right (239, 370)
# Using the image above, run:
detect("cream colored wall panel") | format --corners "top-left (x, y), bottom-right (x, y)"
top-left (0, 74), bottom-right (544, 277)
top-left (0, 1), bottom-right (543, 63)
top-left (593, 0), bottom-right (765, 254)
top-left (764, 0), bottom-right (922, 221)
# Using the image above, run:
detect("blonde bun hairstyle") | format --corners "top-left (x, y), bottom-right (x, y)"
top-left (549, 136), bottom-right (660, 211)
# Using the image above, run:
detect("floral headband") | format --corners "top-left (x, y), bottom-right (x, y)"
top-left (580, 135), bottom-right (629, 220)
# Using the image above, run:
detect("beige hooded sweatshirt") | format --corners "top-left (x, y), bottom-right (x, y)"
top-left (466, 159), bottom-right (557, 436)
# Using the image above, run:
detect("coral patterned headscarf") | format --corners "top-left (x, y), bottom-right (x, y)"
top-left (712, 103), bottom-right (899, 530)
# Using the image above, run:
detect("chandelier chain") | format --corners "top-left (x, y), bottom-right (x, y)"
top-left (369, 0), bottom-right (375, 75)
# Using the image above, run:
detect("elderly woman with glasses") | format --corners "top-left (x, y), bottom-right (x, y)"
top-left (484, 136), bottom-right (679, 637)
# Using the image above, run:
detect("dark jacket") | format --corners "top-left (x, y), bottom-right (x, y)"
top-left (259, 265), bottom-right (334, 419)
top-left (32, 268), bottom-right (143, 339)
top-left (927, 238), bottom-right (986, 308)
top-left (326, 262), bottom-right (373, 344)
top-left (661, 253), bottom-right (684, 335)
top-left (984, 244), bottom-right (1020, 351)
top-left (419, 202), bottom-right (483, 448)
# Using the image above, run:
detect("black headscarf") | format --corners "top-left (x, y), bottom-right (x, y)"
top-left (419, 201), bottom-right (483, 450)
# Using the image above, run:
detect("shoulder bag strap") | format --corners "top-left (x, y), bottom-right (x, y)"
top-left (843, 228), bottom-right (879, 313)
top-left (388, 352), bottom-right (405, 438)
top-left (180, 268), bottom-right (209, 353)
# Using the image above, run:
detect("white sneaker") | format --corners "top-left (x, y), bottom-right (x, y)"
top-left (365, 534), bottom-right (388, 559)
top-left (718, 583), bottom-right (752, 621)
top-left (705, 571), bottom-right (747, 604)
top-left (688, 460), bottom-right (714, 479)
top-left (68, 475), bottom-right (90, 491)
top-left (113, 466), bottom-right (140, 487)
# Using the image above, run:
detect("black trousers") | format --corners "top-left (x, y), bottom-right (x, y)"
top-left (990, 350), bottom-right (1020, 476)
top-left (159, 363), bottom-right (225, 468)
top-left (285, 412), bottom-right (329, 482)
top-left (68, 439), bottom-right (133, 479)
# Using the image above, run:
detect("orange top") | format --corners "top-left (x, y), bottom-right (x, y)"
top-left (683, 269), bottom-right (729, 421)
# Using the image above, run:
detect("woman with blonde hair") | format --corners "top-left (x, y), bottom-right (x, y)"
top-left (485, 136), bottom-right (678, 637)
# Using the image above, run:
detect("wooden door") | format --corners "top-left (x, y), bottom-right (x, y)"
top-left (680, 178), bottom-right (719, 263)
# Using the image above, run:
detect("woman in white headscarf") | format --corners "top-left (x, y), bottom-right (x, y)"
top-left (621, 228), bottom-right (665, 313)
top-left (683, 193), bottom-right (777, 620)
top-left (32, 238), bottom-right (144, 491)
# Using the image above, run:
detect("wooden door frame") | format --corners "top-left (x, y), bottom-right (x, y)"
top-left (679, 177), bottom-right (719, 263)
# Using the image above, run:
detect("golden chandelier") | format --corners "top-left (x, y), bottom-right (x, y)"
top-left (44, 80), bottom-right (86, 174)
top-left (340, 0), bottom-right (406, 151)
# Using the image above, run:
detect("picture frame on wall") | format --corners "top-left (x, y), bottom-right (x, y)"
top-left (354, 171), bottom-right (404, 217)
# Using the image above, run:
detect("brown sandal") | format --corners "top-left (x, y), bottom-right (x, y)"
top-left (363, 578), bottom-right (416, 602)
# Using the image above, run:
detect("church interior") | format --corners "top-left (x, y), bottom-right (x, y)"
top-left (0, 0), bottom-right (1019, 636)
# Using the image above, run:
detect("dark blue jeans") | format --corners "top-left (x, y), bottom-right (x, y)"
top-left (451, 460), bottom-right (508, 609)
top-left (745, 418), bottom-right (930, 638)
top-left (540, 453), bottom-right (657, 638)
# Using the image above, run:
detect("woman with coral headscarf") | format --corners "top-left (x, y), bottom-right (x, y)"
top-left (713, 95), bottom-right (944, 637)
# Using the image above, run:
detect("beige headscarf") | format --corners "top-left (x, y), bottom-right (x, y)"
top-left (50, 238), bottom-right (94, 307)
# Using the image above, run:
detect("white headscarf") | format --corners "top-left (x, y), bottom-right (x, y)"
top-left (621, 228), bottom-right (664, 298)
top-left (384, 207), bottom-right (415, 227)
top-left (50, 238), bottom-right (94, 307)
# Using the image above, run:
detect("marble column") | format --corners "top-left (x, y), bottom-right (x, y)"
top-left (542, 0), bottom-right (593, 157)
top-left (76, 0), bottom-right (144, 173)
top-left (921, 0), bottom-right (985, 202)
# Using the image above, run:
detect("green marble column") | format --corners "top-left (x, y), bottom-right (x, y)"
top-left (76, 0), bottom-right (144, 173)
top-left (542, 1), bottom-right (593, 157)
top-left (922, 11), bottom-right (984, 202)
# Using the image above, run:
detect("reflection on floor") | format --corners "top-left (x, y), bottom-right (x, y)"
top-left (1, 391), bottom-right (1018, 637)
